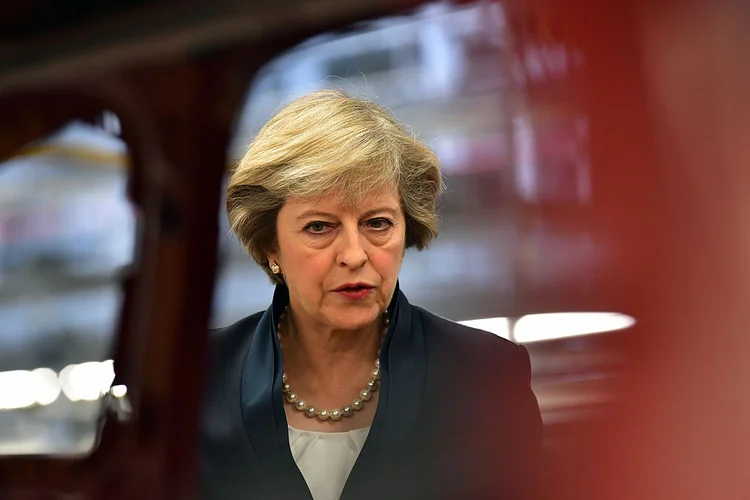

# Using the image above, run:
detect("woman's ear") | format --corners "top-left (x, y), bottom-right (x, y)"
top-left (267, 253), bottom-right (282, 275)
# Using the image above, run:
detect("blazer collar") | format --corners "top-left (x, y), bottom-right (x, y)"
top-left (240, 283), bottom-right (427, 499)
top-left (342, 282), bottom-right (427, 498)
top-left (239, 284), bottom-right (307, 497)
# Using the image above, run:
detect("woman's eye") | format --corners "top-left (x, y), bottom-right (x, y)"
top-left (304, 221), bottom-right (331, 234)
top-left (366, 218), bottom-right (392, 231)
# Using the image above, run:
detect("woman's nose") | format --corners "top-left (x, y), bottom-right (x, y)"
top-left (336, 225), bottom-right (368, 269)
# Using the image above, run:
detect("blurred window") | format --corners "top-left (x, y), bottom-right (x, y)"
top-left (328, 49), bottom-right (394, 77)
top-left (0, 117), bottom-right (136, 455)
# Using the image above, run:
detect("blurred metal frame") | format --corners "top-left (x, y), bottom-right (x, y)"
top-left (0, 79), bottom-right (165, 497)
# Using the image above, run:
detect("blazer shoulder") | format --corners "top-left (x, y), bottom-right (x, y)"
top-left (413, 305), bottom-right (533, 386)
top-left (209, 311), bottom-right (264, 357)
top-left (414, 305), bottom-right (523, 356)
top-left (202, 311), bottom-right (264, 440)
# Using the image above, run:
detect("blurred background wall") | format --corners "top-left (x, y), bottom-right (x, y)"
top-left (0, 1), bottom-right (632, 458)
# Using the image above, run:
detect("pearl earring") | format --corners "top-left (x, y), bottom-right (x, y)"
top-left (270, 262), bottom-right (281, 274)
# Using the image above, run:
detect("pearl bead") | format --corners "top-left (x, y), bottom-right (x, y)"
top-left (367, 380), bottom-right (378, 392)
top-left (305, 406), bottom-right (317, 418)
top-left (360, 389), bottom-right (371, 401)
top-left (330, 409), bottom-right (342, 421)
top-left (282, 373), bottom-right (287, 384)
top-left (371, 368), bottom-right (380, 380)
top-left (318, 410), bottom-right (330, 421)
top-left (375, 359), bottom-right (380, 368)
top-left (352, 399), bottom-right (363, 411)
top-left (342, 406), bottom-right (353, 417)
top-left (294, 400), bottom-right (306, 411)
top-left (282, 383), bottom-right (291, 394)
top-left (286, 392), bottom-right (297, 403)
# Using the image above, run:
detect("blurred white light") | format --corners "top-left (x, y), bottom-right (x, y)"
top-left (0, 371), bottom-right (39, 410)
top-left (514, 312), bottom-right (635, 343)
top-left (111, 385), bottom-right (128, 398)
top-left (0, 368), bottom-right (62, 410)
top-left (31, 368), bottom-right (61, 405)
top-left (60, 360), bottom-right (115, 402)
top-left (459, 317), bottom-right (511, 339)
top-left (0, 360), bottom-right (121, 411)
top-left (101, 111), bottom-right (121, 136)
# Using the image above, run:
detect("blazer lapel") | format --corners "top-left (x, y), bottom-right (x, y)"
top-left (341, 285), bottom-right (428, 498)
top-left (240, 285), bottom-right (311, 499)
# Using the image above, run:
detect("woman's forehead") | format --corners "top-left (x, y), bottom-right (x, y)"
top-left (285, 188), bottom-right (401, 217)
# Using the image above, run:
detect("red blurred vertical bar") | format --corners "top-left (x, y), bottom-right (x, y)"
top-left (511, 0), bottom-right (750, 498)
top-left (619, 1), bottom-right (750, 499)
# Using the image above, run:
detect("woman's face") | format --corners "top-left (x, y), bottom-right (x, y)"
top-left (269, 188), bottom-right (406, 332)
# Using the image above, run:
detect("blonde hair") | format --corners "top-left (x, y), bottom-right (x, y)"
top-left (227, 89), bottom-right (444, 284)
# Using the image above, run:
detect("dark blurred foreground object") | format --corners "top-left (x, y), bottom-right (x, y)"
top-left (2, 0), bottom-right (750, 499)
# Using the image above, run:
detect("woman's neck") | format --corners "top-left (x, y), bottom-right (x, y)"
top-left (281, 309), bottom-right (382, 378)
top-left (279, 308), bottom-right (384, 431)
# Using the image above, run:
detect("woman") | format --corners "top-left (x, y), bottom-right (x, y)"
top-left (201, 89), bottom-right (542, 500)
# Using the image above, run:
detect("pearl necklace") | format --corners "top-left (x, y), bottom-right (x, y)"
top-left (278, 307), bottom-right (388, 421)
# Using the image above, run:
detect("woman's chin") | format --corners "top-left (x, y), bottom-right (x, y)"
top-left (329, 308), bottom-right (382, 332)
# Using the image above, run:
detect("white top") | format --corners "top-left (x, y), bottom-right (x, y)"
top-left (288, 425), bottom-right (370, 500)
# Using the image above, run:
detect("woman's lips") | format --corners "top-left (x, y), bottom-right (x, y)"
top-left (334, 285), bottom-right (374, 300)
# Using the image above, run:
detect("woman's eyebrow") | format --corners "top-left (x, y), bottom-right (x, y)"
top-left (296, 210), bottom-right (336, 221)
top-left (360, 207), bottom-right (398, 218)
top-left (296, 207), bottom-right (398, 221)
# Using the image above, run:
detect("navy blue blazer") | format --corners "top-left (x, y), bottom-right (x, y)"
top-left (200, 284), bottom-right (542, 499)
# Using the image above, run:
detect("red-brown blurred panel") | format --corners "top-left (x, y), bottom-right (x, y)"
top-left (517, 0), bottom-right (750, 498)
